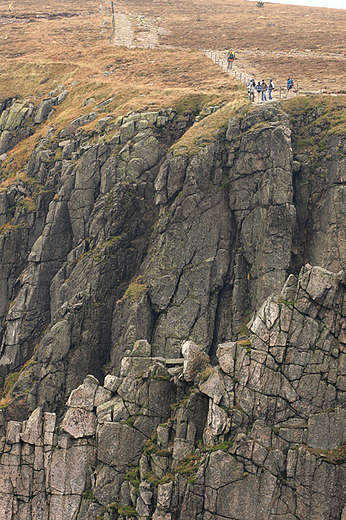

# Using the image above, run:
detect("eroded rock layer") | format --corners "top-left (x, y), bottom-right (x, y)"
top-left (1, 265), bottom-right (346, 519)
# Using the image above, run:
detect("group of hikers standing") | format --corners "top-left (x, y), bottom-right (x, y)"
top-left (226, 49), bottom-right (296, 103)
top-left (247, 78), bottom-right (275, 102)
top-left (246, 76), bottom-right (295, 103)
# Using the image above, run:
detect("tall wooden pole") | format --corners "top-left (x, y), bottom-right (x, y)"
top-left (110, 0), bottom-right (115, 44)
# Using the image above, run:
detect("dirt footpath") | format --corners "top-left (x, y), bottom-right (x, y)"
top-left (113, 10), bottom-right (169, 49)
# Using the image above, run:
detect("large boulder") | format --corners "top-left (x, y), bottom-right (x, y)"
top-left (182, 340), bottom-right (210, 382)
top-left (66, 375), bottom-right (99, 411)
top-left (21, 407), bottom-right (43, 444)
top-left (97, 423), bottom-right (147, 469)
top-left (61, 408), bottom-right (97, 438)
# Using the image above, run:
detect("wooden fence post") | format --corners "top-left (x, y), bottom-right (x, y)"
top-left (109, 0), bottom-right (115, 44)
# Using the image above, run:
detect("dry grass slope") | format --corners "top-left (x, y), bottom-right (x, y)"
top-left (0, 0), bottom-right (345, 182)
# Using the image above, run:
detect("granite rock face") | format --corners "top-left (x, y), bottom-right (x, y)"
top-left (1, 102), bottom-right (345, 401)
top-left (1, 99), bottom-right (346, 519)
top-left (1, 266), bottom-right (346, 519)
top-left (0, 91), bottom-right (68, 155)
top-left (0, 344), bottom-right (176, 520)
top-left (0, 105), bottom-right (191, 403)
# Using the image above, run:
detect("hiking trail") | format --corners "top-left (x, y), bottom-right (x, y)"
top-left (111, 10), bottom-right (333, 101)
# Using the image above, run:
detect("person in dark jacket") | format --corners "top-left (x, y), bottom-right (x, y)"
top-left (268, 79), bottom-right (275, 100)
top-left (261, 80), bottom-right (267, 102)
top-left (255, 81), bottom-right (262, 103)
top-left (227, 50), bottom-right (235, 70)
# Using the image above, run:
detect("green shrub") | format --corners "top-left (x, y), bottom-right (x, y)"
top-left (82, 489), bottom-right (94, 501)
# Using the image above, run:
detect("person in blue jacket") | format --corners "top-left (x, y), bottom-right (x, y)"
top-left (286, 77), bottom-right (294, 97)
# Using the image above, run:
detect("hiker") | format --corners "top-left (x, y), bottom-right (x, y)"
top-left (8, 3), bottom-right (13, 11)
top-left (250, 83), bottom-right (255, 102)
top-left (247, 79), bottom-right (255, 102)
top-left (268, 78), bottom-right (275, 100)
top-left (227, 50), bottom-right (235, 70)
top-left (255, 81), bottom-right (262, 103)
top-left (261, 80), bottom-right (267, 102)
top-left (286, 77), bottom-right (294, 97)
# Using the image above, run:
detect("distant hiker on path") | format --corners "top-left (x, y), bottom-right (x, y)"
top-left (8, 3), bottom-right (13, 11)
top-left (247, 79), bottom-right (255, 102)
top-left (268, 79), bottom-right (275, 100)
top-left (246, 78), bottom-right (251, 96)
top-left (255, 81), bottom-right (262, 103)
top-left (250, 83), bottom-right (255, 102)
top-left (261, 80), bottom-right (267, 102)
top-left (286, 77), bottom-right (294, 97)
top-left (227, 50), bottom-right (235, 70)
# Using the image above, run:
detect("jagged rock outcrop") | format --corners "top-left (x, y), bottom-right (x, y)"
top-left (1, 95), bottom-right (346, 519)
top-left (146, 106), bottom-right (295, 360)
top-left (0, 341), bottom-right (176, 520)
top-left (0, 99), bottom-right (34, 155)
top-left (1, 100), bottom-right (346, 417)
top-left (0, 89), bottom-right (69, 155)
top-left (0, 106), bottom-right (190, 394)
top-left (1, 265), bottom-right (346, 519)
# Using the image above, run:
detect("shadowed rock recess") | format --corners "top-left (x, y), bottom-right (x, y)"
top-left (1, 100), bottom-right (346, 519)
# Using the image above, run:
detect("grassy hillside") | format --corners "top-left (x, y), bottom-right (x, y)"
top-left (1, 0), bottom-right (346, 93)
top-left (0, 43), bottom-right (246, 184)
top-left (0, 0), bottom-right (345, 180)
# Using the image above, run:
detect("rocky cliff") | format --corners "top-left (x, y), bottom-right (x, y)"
top-left (1, 265), bottom-right (346, 520)
top-left (0, 94), bottom-right (346, 519)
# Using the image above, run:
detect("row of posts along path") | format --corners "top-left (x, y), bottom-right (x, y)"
top-left (201, 47), bottom-right (330, 102)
